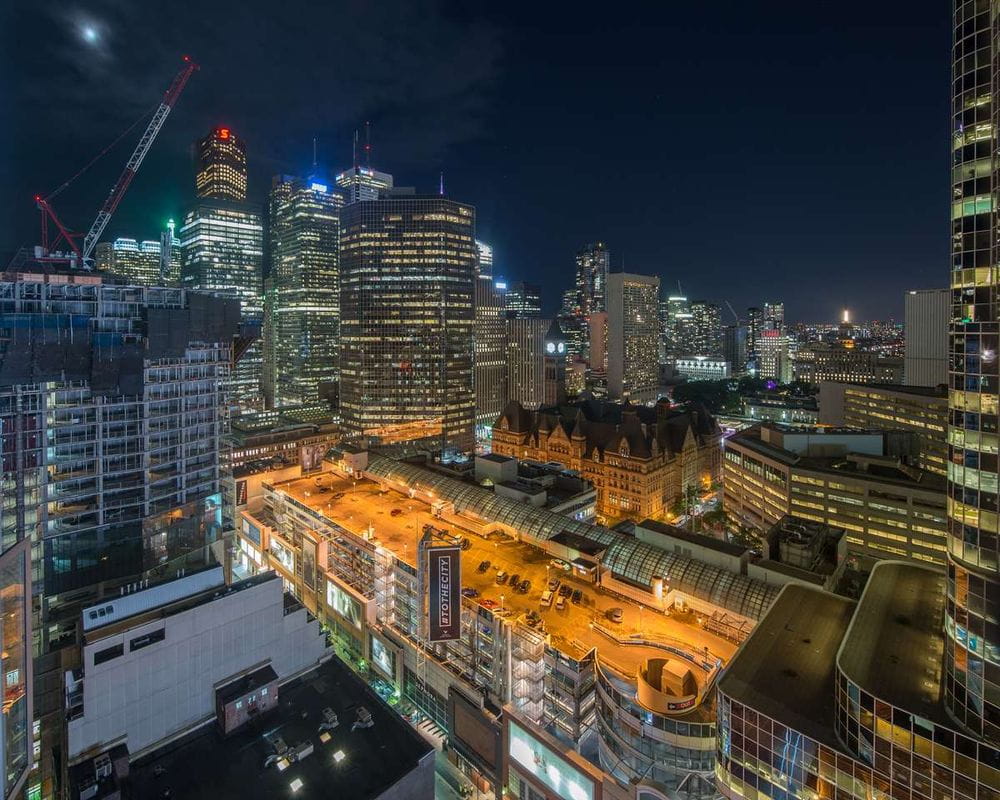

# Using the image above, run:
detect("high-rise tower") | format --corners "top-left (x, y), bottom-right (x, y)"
top-left (195, 126), bottom-right (248, 202)
top-left (575, 241), bottom-right (610, 317)
top-left (339, 195), bottom-right (477, 453)
top-left (946, 0), bottom-right (1000, 743)
top-left (265, 175), bottom-right (342, 409)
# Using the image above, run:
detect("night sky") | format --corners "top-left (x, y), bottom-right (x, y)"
top-left (5, 1), bottom-right (951, 322)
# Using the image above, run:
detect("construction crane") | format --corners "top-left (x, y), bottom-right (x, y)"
top-left (34, 56), bottom-right (199, 267)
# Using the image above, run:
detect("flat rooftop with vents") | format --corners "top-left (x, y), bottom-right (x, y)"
top-left (128, 656), bottom-right (435, 800)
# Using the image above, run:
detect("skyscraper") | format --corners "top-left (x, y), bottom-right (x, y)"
top-left (722, 324), bottom-right (748, 374)
top-left (660, 295), bottom-right (696, 360)
top-left (159, 219), bottom-right (181, 285)
top-left (763, 300), bottom-right (784, 330)
top-left (575, 241), bottom-right (609, 316)
top-left (607, 273), bottom-right (660, 401)
top-left (182, 128), bottom-right (264, 411)
top-left (95, 238), bottom-right (162, 285)
top-left (195, 126), bottom-right (247, 202)
top-left (756, 329), bottom-right (791, 382)
top-left (904, 287), bottom-right (949, 386)
top-left (474, 242), bottom-right (507, 435)
top-left (180, 199), bottom-right (264, 410)
top-left (946, 1), bottom-right (1000, 741)
top-left (506, 317), bottom-right (549, 409)
top-left (504, 281), bottom-right (542, 318)
top-left (335, 166), bottom-right (394, 204)
top-left (264, 175), bottom-right (342, 409)
top-left (542, 319), bottom-right (567, 406)
top-left (690, 300), bottom-right (723, 356)
top-left (339, 195), bottom-right (476, 453)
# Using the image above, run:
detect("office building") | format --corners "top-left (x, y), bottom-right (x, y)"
top-left (504, 281), bottom-right (542, 318)
top-left (675, 356), bottom-right (731, 381)
top-left (762, 301), bottom-right (784, 331)
top-left (946, 2), bottom-right (1000, 740)
top-left (756, 329), bottom-right (792, 383)
top-left (746, 306), bottom-right (766, 363)
top-left (660, 295), bottom-right (696, 361)
top-left (818, 382), bottom-right (948, 476)
top-left (722, 324), bottom-right (748, 374)
top-left (589, 311), bottom-right (608, 374)
top-left (476, 240), bottom-right (493, 277)
top-left (475, 271), bottom-right (508, 436)
top-left (335, 165), bottom-right (394, 204)
top-left (575, 241), bottom-right (610, 317)
top-left (233, 454), bottom-right (780, 799)
top-left (904, 288), bottom-right (949, 386)
top-left (94, 238), bottom-right (162, 286)
top-left (792, 343), bottom-right (903, 385)
top-left (742, 394), bottom-right (818, 425)
top-left (716, 562), bottom-right (1000, 800)
top-left (607, 273), bottom-right (660, 402)
top-left (493, 397), bottom-right (722, 522)
top-left (180, 198), bottom-right (264, 410)
top-left (0, 264), bottom-right (238, 798)
top-left (506, 317), bottom-right (549, 409)
top-left (339, 195), bottom-right (477, 453)
top-left (690, 301), bottom-right (723, 356)
top-left (265, 175), bottom-right (342, 409)
top-left (195, 126), bottom-right (247, 202)
top-left (723, 424), bottom-right (947, 565)
top-left (159, 219), bottom-right (181, 286)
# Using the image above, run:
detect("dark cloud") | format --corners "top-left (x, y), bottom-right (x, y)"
top-left (6, 0), bottom-right (503, 249)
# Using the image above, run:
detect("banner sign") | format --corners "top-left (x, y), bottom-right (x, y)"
top-left (428, 546), bottom-right (461, 642)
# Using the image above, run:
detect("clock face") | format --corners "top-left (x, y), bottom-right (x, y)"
top-left (546, 342), bottom-right (556, 354)
top-left (557, 342), bottom-right (565, 354)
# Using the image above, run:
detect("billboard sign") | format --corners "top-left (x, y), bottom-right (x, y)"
top-left (427, 546), bottom-right (461, 642)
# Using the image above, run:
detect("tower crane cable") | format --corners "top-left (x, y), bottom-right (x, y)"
top-left (41, 100), bottom-right (159, 204)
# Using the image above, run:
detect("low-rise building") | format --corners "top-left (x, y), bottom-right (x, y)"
top-left (715, 562), bottom-right (1000, 800)
top-left (818, 382), bottom-right (947, 476)
top-left (724, 425), bottom-right (947, 566)
top-left (492, 398), bottom-right (722, 523)
top-left (792, 343), bottom-right (903, 385)
top-left (230, 455), bottom-right (783, 799)
top-left (675, 356), bottom-right (731, 381)
top-left (742, 394), bottom-right (819, 425)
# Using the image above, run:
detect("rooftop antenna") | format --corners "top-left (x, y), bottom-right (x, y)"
top-left (312, 136), bottom-right (318, 169)
top-left (364, 121), bottom-right (371, 168)
top-left (352, 129), bottom-right (359, 170)
top-left (439, 171), bottom-right (445, 196)
top-left (677, 280), bottom-right (683, 295)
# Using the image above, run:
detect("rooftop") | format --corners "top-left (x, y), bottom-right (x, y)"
top-left (838, 382), bottom-right (948, 399)
top-left (837, 561), bottom-right (950, 726)
top-left (637, 518), bottom-right (748, 558)
top-left (129, 656), bottom-right (434, 800)
top-left (717, 584), bottom-right (856, 750)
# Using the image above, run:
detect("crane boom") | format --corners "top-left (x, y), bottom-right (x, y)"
top-left (80, 57), bottom-right (199, 264)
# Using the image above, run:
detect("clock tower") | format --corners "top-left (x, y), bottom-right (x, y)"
top-left (543, 319), bottom-right (567, 406)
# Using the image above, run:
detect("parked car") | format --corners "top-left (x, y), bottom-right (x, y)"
top-left (571, 589), bottom-right (583, 604)
top-left (607, 607), bottom-right (624, 623)
top-left (518, 579), bottom-right (531, 593)
top-left (559, 584), bottom-right (572, 598)
top-left (540, 590), bottom-right (553, 608)
top-left (390, 508), bottom-right (402, 517)
top-left (461, 538), bottom-right (472, 551)
top-left (508, 573), bottom-right (521, 588)
top-left (477, 560), bottom-right (491, 573)
top-left (555, 594), bottom-right (567, 611)
top-left (496, 571), bottom-right (508, 585)
top-left (550, 558), bottom-right (571, 572)
top-left (547, 578), bottom-right (560, 592)
top-left (479, 598), bottom-right (499, 610)
top-left (461, 587), bottom-right (479, 598)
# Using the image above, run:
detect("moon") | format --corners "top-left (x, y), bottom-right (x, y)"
top-left (78, 21), bottom-right (101, 46)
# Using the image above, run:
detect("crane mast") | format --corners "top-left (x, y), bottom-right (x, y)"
top-left (35, 56), bottom-right (198, 267)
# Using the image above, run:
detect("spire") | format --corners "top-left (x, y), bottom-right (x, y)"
top-left (439, 171), bottom-right (445, 196)
top-left (312, 136), bottom-right (318, 169)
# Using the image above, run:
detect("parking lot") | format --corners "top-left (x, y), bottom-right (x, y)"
top-left (277, 470), bottom-right (737, 673)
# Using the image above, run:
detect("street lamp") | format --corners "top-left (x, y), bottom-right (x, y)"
top-left (500, 594), bottom-right (504, 614)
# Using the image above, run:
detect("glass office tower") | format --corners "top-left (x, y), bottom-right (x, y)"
top-left (339, 196), bottom-right (477, 453)
top-left (946, 0), bottom-right (1000, 744)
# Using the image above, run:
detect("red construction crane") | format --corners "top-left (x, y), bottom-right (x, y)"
top-left (35, 56), bottom-right (199, 266)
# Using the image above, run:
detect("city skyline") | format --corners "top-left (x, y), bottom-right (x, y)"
top-left (7, 2), bottom-right (949, 321)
